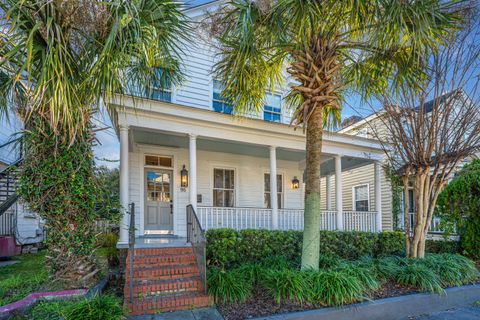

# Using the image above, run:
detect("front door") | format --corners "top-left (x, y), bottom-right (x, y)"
top-left (145, 169), bottom-right (173, 233)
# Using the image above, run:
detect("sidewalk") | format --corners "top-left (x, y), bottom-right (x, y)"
top-left (128, 308), bottom-right (223, 320)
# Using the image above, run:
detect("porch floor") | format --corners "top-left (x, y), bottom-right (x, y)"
top-left (117, 236), bottom-right (190, 249)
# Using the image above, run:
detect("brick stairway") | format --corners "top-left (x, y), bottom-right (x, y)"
top-left (124, 246), bottom-right (210, 316)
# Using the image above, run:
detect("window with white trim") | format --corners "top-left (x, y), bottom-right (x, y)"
top-left (264, 173), bottom-right (283, 209)
top-left (212, 80), bottom-right (233, 114)
top-left (263, 93), bottom-right (282, 122)
top-left (213, 168), bottom-right (235, 207)
top-left (353, 184), bottom-right (369, 211)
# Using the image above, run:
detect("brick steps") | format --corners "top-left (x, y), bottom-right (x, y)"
top-left (125, 292), bottom-right (210, 316)
top-left (124, 245), bottom-right (209, 316)
top-left (126, 264), bottom-right (200, 281)
top-left (131, 254), bottom-right (197, 266)
top-left (124, 276), bottom-right (204, 297)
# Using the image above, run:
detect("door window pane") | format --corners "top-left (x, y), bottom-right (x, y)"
top-left (145, 155), bottom-right (172, 168)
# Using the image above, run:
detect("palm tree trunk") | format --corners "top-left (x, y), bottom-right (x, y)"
top-left (301, 106), bottom-right (323, 270)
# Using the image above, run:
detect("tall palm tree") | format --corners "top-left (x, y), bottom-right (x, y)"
top-left (211, 0), bottom-right (466, 269)
top-left (0, 0), bottom-right (189, 286)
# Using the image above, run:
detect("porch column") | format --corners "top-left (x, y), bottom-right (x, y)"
top-left (119, 125), bottom-right (129, 244)
top-left (335, 155), bottom-right (344, 230)
top-left (189, 134), bottom-right (197, 211)
top-left (326, 175), bottom-right (332, 210)
top-left (374, 160), bottom-right (383, 232)
top-left (270, 146), bottom-right (278, 229)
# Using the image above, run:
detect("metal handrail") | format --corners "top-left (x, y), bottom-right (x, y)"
top-left (186, 205), bottom-right (207, 294)
top-left (128, 202), bottom-right (135, 304)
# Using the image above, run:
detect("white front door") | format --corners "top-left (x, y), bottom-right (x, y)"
top-left (145, 169), bottom-right (173, 234)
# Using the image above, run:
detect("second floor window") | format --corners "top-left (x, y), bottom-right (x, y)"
top-left (264, 93), bottom-right (282, 122)
top-left (353, 184), bottom-right (369, 211)
top-left (213, 80), bottom-right (233, 114)
top-left (147, 68), bottom-right (172, 102)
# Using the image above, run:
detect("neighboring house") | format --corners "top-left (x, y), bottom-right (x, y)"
top-left (338, 91), bottom-right (480, 234)
top-left (0, 116), bottom-right (44, 255)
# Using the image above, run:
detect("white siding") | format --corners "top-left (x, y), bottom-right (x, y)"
top-left (320, 164), bottom-right (393, 231)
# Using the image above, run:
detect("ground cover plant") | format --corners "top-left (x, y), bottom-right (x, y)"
top-left (208, 252), bottom-right (479, 320)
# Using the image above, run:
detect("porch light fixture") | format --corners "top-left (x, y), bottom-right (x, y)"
top-left (292, 176), bottom-right (300, 189)
top-left (180, 165), bottom-right (188, 188)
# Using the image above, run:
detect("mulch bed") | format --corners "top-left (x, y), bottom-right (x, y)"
top-left (216, 281), bottom-right (418, 320)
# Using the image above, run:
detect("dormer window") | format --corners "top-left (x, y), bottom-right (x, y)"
top-left (264, 93), bottom-right (282, 122)
top-left (213, 80), bottom-right (233, 114)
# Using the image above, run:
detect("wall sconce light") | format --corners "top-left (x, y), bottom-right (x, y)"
top-left (292, 176), bottom-right (300, 189)
top-left (180, 165), bottom-right (188, 188)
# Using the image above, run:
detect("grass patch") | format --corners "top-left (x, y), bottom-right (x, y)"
top-left (12, 294), bottom-right (125, 320)
top-left (0, 252), bottom-right (56, 306)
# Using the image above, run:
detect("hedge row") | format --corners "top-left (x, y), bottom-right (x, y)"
top-left (205, 229), bottom-right (459, 268)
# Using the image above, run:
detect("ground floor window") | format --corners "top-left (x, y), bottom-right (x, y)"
top-left (213, 168), bottom-right (235, 207)
top-left (353, 184), bottom-right (369, 211)
top-left (264, 173), bottom-right (283, 209)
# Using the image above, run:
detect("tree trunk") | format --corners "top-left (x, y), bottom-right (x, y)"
top-left (402, 174), bottom-right (411, 256)
top-left (408, 170), bottom-right (429, 258)
top-left (301, 106), bottom-right (323, 270)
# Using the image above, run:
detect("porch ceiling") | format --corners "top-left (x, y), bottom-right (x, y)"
top-left (132, 128), bottom-right (373, 174)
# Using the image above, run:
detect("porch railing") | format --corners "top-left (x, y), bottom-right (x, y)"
top-left (197, 206), bottom-right (377, 232)
top-left (186, 205), bottom-right (207, 294)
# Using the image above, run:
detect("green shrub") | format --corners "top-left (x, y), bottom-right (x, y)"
top-left (375, 232), bottom-right (405, 256)
top-left (206, 229), bottom-right (413, 268)
top-left (207, 268), bottom-right (253, 303)
top-left (260, 268), bottom-right (309, 304)
top-left (395, 262), bottom-right (443, 293)
top-left (96, 233), bottom-right (119, 266)
top-left (206, 229), bottom-right (239, 268)
top-left (436, 159), bottom-right (480, 259)
top-left (425, 240), bottom-right (459, 254)
top-left (305, 270), bottom-right (364, 306)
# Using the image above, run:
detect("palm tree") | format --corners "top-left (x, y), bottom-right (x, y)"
top-left (210, 0), bottom-right (466, 269)
top-left (0, 0), bottom-right (189, 286)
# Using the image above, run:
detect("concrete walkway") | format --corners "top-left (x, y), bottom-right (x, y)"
top-left (409, 306), bottom-right (480, 320)
top-left (128, 308), bottom-right (223, 320)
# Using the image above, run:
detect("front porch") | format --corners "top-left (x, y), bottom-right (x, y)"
top-left (113, 96), bottom-right (387, 242)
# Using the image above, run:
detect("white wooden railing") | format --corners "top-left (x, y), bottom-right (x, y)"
top-left (197, 207), bottom-right (377, 232)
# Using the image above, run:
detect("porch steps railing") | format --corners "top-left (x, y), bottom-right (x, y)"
top-left (123, 203), bottom-right (209, 316)
top-left (197, 206), bottom-right (378, 232)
